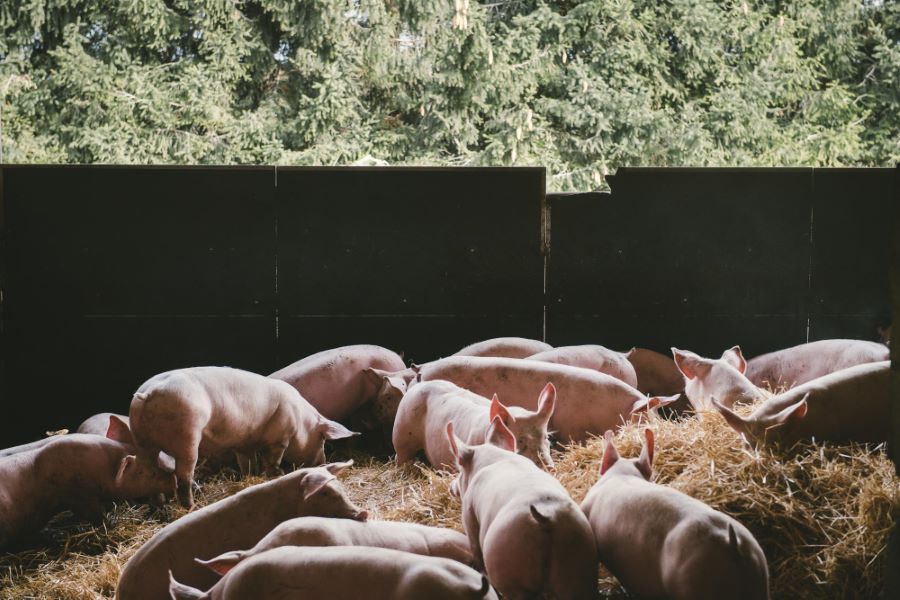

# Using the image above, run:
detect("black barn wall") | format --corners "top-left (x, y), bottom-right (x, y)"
top-left (0, 165), bottom-right (892, 445)
top-left (547, 167), bottom-right (893, 357)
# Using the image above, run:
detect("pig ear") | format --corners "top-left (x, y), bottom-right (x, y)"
top-left (599, 431), bottom-right (620, 475)
top-left (300, 471), bottom-right (337, 500)
top-left (721, 345), bottom-right (747, 374)
top-left (711, 397), bottom-right (750, 436)
top-left (195, 552), bottom-right (243, 576)
top-left (536, 383), bottom-right (556, 422)
top-left (115, 454), bottom-right (136, 484)
top-left (624, 347), bottom-right (636, 358)
top-left (169, 570), bottom-right (205, 600)
top-left (363, 367), bottom-right (388, 384)
top-left (489, 394), bottom-right (512, 424)
top-left (323, 459), bottom-right (353, 475)
top-left (106, 415), bottom-right (134, 445)
top-left (485, 415), bottom-right (516, 452)
top-left (768, 393), bottom-right (809, 428)
top-left (635, 428), bottom-right (655, 480)
top-left (671, 348), bottom-right (710, 380)
top-left (319, 419), bottom-right (358, 441)
top-left (445, 422), bottom-right (472, 469)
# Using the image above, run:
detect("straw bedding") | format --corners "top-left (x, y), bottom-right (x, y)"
top-left (1, 407), bottom-right (897, 599)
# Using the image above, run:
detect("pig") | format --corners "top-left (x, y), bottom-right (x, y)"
top-left (447, 417), bottom-right (599, 599)
top-left (672, 347), bottom-right (765, 412)
top-left (196, 517), bottom-right (473, 574)
top-left (624, 347), bottom-right (685, 396)
top-left (0, 434), bottom-right (175, 550)
top-left (78, 412), bottom-right (132, 440)
top-left (129, 366), bottom-right (355, 507)
top-left (392, 380), bottom-right (554, 469)
top-left (269, 344), bottom-right (406, 422)
top-left (404, 356), bottom-right (676, 443)
top-left (744, 339), bottom-right (889, 389)
top-left (169, 546), bottom-right (498, 600)
top-left (453, 337), bottom-right (552, 359)
top-left (580, 429), bottom-right (769, 600)
top-left (115, 461), bottom-right (367, 600)
top-left (0, 412), bottom-right (132, 458)
top-left (526, 344), bottom-right (638, 388)
top-left (0, 433), bottom-right (67, 458)
top-left (712, 360), bottom-right (890, 446)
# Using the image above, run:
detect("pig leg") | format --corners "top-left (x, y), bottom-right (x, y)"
top-left (463, 509), bottom-right (485, 572)
top-left (260, 441), bottom-right (288, 475)
top-left (172, 448), bottom-right (199, 508)
top-left (234, 449), bottom-right (254, 477)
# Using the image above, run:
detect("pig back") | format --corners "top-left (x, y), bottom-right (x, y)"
top-left (270, 345), bottom-right (406, 421)
top-left (454, 337), bottom-right (552, 359)
top-left (527, 345), bottom-right (638, 387)
top-left (758, 360), bottom-right (890, 444)
top-left (745, 339), bottom-right (889, 388)
top-left (419, 356), bottom-right (645, 442)
top-left (214, 546), bottom-right (491, 600)
top-left (117, 469), bottom-right (307, 600)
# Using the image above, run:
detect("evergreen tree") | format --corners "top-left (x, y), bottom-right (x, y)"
top-left (1, 1), bottom-right (897, 190)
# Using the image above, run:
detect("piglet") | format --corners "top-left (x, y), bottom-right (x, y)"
top-left (0, 434), bottom-right (175, 550)
top-left (744, 339), bottom-right (888, 388)
top-left (526, 344), bottom-right (638, 388)
top-left (392, 380), bottom-right (554, 469)
top-left (672, 346), bottom-right (764, 411)
top-left (448, 417), bottom-right (598, 599)
top-left (170, 546), bottom-right (497, 600)
top-left (713, 360), bottom-right (890, 446)
top-left (580, 429), bottom-right (769, 599)
top-left (408, 356), bottom-right (676, 443)
top-left (269, 344), bottom-right (406, 422)
top-left (116, 461), bottom-right (367, 600)
top-left (129, 366), bottom-right (355, 506)
top-left (197, 516), bottom-right (473, 575)
top-left (453, 336), bottom-right (553, 359)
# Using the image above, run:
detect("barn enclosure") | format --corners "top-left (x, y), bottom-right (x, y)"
top-left (0, 165), bottom-right (897, 599)
top-left (0, 165), bottom-right (893, 446)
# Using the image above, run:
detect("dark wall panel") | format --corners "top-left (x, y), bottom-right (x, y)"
top-left (274, 168), bottom-right (545, 365)
top-left (547, 168), bottom-right (815, 358)
top-left (1, 166), bottom-right (277, 444)
top-left (809, 169), bottom-right (893, 340)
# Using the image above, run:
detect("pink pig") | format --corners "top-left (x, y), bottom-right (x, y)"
top-left (116, 461), bottom-right (367, 600)
top-left (170, 546), bottom-right (498, 600)
top-left (409, 356), bottom-right (675, 443)
top-left (196, 516), bottom-right (473, 575)
top-left (744, 339), bottom-right (889, 389)
top-left (0, 412), bottom-right (133, 458)
top-left (672, 347), bottom-right (765, 411)
top-left (0, 434), bottom-right (175, 550)
top-left (580, 429), bottom-right (769, 599)
top-left (269, 344), bottom-right (406, 422)
top-left (453, 336), bottom-right (553, 359)
top-left (78, 412), bottom-right (132, 439)
top-left (392, 380), bottom-right (554, 469)
top-left (447, 417), bottom-right (599, 599)
top-left (526, 345), bottom-right (638, 388)
top-left (129, 366), bottom-right (355, 507)
top-left (713, 360), bottom-right (890, 446)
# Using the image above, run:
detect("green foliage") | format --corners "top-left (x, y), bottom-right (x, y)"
top-left (1, 1), bottom-right (897, 190)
